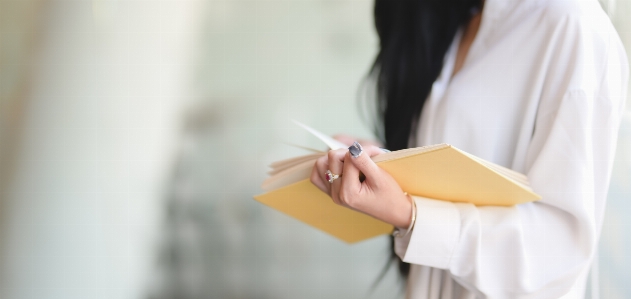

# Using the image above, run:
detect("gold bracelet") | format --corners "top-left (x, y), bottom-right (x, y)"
top-left (393, 192), bottom-right (416, 238)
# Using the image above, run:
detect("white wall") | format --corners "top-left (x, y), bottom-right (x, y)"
top-left (595, 0), bottom-right (631, 298)
top-left (0, 1), bottom-right (204, 298)
top-left (149, 1), bottom-right (404, 298)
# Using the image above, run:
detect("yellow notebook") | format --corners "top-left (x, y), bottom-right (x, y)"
top-left (254, 122), bottom-right (541, 243)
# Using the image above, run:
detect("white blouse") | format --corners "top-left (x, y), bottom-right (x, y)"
top-left (393, 0), bottom-right (628, 298)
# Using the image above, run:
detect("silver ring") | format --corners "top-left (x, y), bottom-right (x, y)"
top-left (325, 170), bottom-right (341, 183)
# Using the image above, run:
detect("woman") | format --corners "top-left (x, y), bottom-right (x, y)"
top-left (310, 0), bottom-right (628, 298)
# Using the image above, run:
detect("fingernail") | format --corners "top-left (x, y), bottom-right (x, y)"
top-left (380, 148), bottom-right (391, 153)
top-left (349, 141), bottom-right (363, 158)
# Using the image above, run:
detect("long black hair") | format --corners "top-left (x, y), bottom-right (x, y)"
top-left (368, 0), bottom-right (481, 278)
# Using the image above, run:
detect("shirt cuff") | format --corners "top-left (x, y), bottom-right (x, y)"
top-left (393, 196), bottom-right (461, 269)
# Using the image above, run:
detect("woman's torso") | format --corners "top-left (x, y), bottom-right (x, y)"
top-left (407, 0), bottom-right (618, 298)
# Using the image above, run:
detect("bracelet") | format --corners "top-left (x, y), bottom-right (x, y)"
top-left (393, 192), bottom-right (416, 238)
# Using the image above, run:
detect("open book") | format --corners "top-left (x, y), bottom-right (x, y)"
top-left (254, 121), bottom-right (541, 243)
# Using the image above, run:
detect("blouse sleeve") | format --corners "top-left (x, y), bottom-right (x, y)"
top-left (394, 11), bottom-right (629, 299)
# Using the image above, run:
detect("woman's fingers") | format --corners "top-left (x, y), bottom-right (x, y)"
top-left (339, 143), bottom-right (388, 208)
top-left (311, 144), bottom-right (386, 207)
top-left (340, 152), bottom-right (361, 207)
top-left (310, 163), bottom-right (328, 193)
top-left (327, 149), bottom-right (347, 205)
top-left (311, 155), bottom-right (330, 194)
top-left (309, 149), bottom-right (347, 201)
top-left (347, 143), bottom-right (384, 185)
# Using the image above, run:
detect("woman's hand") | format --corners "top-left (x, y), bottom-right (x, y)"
top-left (310, 142), bottom-right (413, 229)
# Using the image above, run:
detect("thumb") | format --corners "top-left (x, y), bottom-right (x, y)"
top-left (347, 142), bottom-right (382, 182)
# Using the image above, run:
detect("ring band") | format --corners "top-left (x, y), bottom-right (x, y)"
top-left (325, 170), bottom-right (341, 183)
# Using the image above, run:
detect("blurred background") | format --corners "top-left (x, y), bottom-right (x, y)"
top-left (0, 0), bottom-right (629, 298)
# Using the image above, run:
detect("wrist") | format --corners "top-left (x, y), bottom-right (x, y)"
top-left (393, 193), bottom-right (414, 229)
top-left (392, 192), bottom-right (416, 238)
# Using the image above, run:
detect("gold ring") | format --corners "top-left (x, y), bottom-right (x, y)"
top-left (325, 170), bottom-right (341, 183)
